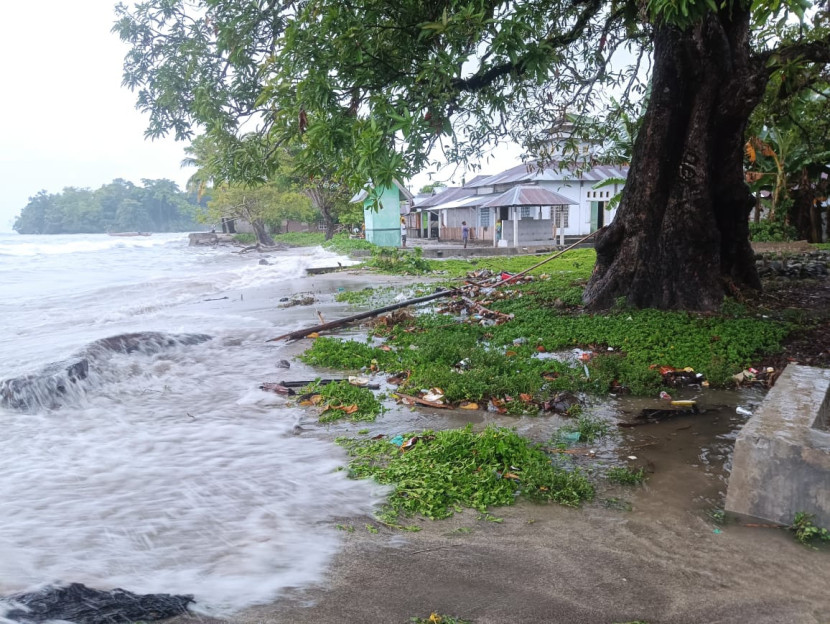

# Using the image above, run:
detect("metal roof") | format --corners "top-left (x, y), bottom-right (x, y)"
top-left (467, 161), bottom-right (628, 187)
top-left (414, 186), bottom-right (476, 208)
top-left (349, 179), bottom-right (413, 204)
top-left (429, 194), bottom-right (484, 210)
top-left (480, 185), bottom-right (577, 208)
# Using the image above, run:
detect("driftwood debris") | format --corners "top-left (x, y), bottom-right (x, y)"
top-left (267, 288), bottom-right (459, 342)
top-left (396, 392), bottom-right (449, 409)
top-left (461, 296), bottom-right (514, 323)
top-left (260, 379), bottom-right (381, 395)
top-left (306, 265), bottom-right (343, 275)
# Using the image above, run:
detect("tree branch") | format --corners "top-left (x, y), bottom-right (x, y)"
top-left (450, 0), bottom-right (605, 93)
top-left (760, 35), bottom-right (830, 69)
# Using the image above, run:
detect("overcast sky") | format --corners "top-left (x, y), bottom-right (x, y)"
top-left (0, 0), bottom-right (196, 231)
top-left (0, 0), bottom-right (521, 233)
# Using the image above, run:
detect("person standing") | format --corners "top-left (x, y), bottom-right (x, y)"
top-left (400, 217), bottom-right (407, 248)
top-left (461, 221), bottom-right (469, 249)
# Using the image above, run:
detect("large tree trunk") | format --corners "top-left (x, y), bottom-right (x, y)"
top-left (790, 169), bottom-right (828, 243)
top-left (584, 10), bottom-right (769, 311)
top-left (306, 187), bottom-right (337, 241)
top-left (251, 218), bottom-right (275, 246)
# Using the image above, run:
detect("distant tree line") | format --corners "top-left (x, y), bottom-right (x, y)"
top-left (13, 178), bottom-right (203, 234)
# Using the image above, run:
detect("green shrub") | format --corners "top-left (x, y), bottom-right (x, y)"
top-left (790, 511), bottom-right (830, 546)
top-left (368, 246), bottom-right (432, 273)
top-left (749, 218), bottom-right (799, 242)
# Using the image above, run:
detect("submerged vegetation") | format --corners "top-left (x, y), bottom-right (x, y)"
top-left (337, 425), bottom-right (594, 522)
top-left (299, 380), bottom-right (383, 423)
top-left (335, 284), bottom-right (432, 307)
top-left (606, 467), bottom-right (647, 485)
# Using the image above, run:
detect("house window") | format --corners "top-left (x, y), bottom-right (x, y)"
top-left (553, 206), bottom-right (569, 228)
top-left (479, 207), bottom-right (490, 227)
top-left (520, 206), bottom-right (532, 218)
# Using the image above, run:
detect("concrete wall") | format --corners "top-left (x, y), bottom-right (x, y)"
top-left (725, 365), bottom-right (830, 527)
top-left (363, 185), bottom-right (403, 247)
top-left (502, 218), bottom-right (555, 244)
top-left (536, 179), bottom-right (620, 236)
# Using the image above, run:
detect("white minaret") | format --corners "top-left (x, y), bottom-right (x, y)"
top-left (538, 119), bottom-right (598, 165)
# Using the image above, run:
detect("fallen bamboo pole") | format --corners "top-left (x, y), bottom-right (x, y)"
top-left (267, 288), bottom-right (460, 342)
top-left (477, 231), bottom-right (597, 287)
top-left (267, 232), bottom-right (597, 342)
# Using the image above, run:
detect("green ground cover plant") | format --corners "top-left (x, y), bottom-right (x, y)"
top-left (299, 380), bottom-right (383, 423)
top-left (606, 466), bottom-right (647, 485)
top-left (271, 232), bottom-right (326, 246)
top-left (301, 251), bottom-right (791, 401)
top-left (268, 231), bottom-right (376, 253)
top-left (337, 425), bottom-right (594, 521)
top-left (322, 233), bottom-right (377, 254)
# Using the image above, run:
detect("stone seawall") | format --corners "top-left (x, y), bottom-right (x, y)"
top-left (726, 365), bottom-right (830, 526)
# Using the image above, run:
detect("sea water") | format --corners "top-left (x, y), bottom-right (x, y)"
top-left (0, 233), bottom-right (385, 615)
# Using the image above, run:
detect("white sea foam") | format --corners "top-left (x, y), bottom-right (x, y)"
top-left (0, 234), bottom-right (383, 616)
top-left (0, 233), bottom-right (180, 257)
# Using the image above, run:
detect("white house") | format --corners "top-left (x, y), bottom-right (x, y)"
top-left (410, 161), bottom-right (628, 247)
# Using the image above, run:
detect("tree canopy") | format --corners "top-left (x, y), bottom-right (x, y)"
top-left (114, 0), bottom-right (830, 309)
top-left (13, 179), bottom-right (201, 235)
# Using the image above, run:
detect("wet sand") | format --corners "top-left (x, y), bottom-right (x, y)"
top-left (171, 266), bottom-right (830, 624)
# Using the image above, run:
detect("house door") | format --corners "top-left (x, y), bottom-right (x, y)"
top-left (590, 201), bottom-right (605, 231)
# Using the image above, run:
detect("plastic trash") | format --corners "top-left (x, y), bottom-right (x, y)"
top-left (512, 337), bottom-right (528, 345)
top-left (659, 391), bottom-right (672, 400)
top-left (390, 435), bottom-right (405, 446)
top-left (422, 388), bottom-right (445, 403)
top-left (562, 431), bottom-right (581, 443)
top-left (736, 406), bottom-right (753, 416)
